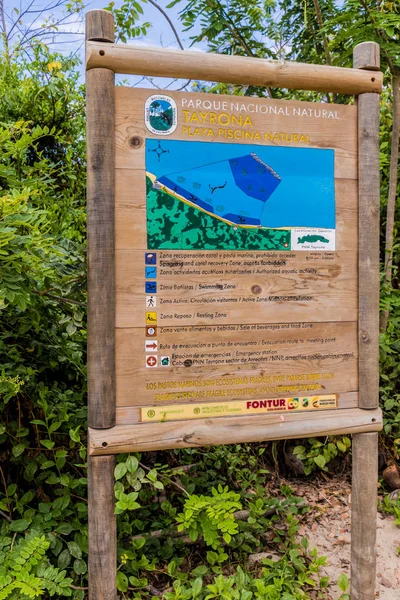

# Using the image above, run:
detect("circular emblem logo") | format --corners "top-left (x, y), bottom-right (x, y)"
top-left (145, 94), bottom-right (177, 136)
top-left (193, 408), bottom-right (200, 415)
top-left (147, 409), bottom-right (156, 418)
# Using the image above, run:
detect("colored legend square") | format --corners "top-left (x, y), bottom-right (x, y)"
top-left (145, 340), bottom-right (158, 352)
top-left (146, 312), bottom-right (157, 324)
top-left (145, 252), bottom-right (157, 264)
top-left (146, 296), bottom-right (156, 307)
top-left (146, 355), bottom-right (157, 368)
top-left (145, 267), bottom-right (157, 279)
top-left (145, 282), bottom-right (157, 293)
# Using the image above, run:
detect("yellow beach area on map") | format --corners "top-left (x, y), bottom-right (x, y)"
top-left (141, 395), bottom-right (338, 422)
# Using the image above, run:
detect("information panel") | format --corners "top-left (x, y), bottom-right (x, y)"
top-left (114, 89), bottom-right (358, 425)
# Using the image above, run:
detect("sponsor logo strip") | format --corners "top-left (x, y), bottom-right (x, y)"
top-left (141, 395), bottom-right (338, 422)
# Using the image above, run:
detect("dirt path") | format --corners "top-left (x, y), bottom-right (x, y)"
top-left (286, 478), bottom-right (400, 598)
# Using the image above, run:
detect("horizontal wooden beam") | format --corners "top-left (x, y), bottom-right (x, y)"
top-left (89, 407), bottom-right (382, 455)
top-left (86, 42), bottom-right (382, 95)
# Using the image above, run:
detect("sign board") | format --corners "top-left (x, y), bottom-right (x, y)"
top-left (115, 89), bottom-right (359, 426)
top-left (85, 12), bottom-right (383, 600)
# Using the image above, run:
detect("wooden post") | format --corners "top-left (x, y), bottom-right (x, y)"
top-left (86, 10), bottom-right (117, 600)
top-left (86, 9), bottom-right (116, 430)
top-left (351, 433), bottom-right (378, 600)
top-left (351, 42), bottom-right (380, 600)
top-left (88, 455), bottom-right (116, 600)
top-left (354, 41), bottom-right (380, 411)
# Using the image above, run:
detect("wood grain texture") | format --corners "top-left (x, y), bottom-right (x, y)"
top-left (354, 45), bottom-right (380, 410)
top-left (88, 455), bottom-right (116, 600)
top-left (86, 14), bottom-right (116, 428)
top-left (116, 391), bottom-right (359, 425)
top-left (86, 42), bottom-right (382, 94)
top-left (116, 321), bottom-right (358, 408)
top-left (88, 407), bottom-right (382, 454)
top-left (114, 88), bottom-right (358, 177)
top-left (353, 42), bottom-right (380, 71)
top-left (86, 10), bottom-right (114, 43)
top-left (86, 12), bottom-right (117, 600)
top-left (115, 250), bottom-right (358, 327)
top-left (113, 87), bottom-right (359, 416)
top-left (351, 432), bottom-right (378, 600)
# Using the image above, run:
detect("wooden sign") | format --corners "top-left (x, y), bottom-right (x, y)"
top-left (114, 89), bottom-right (361, 427)
top-left (85, 10), bottom-right (382, 600)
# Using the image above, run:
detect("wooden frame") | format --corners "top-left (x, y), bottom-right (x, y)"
top-left (86, 41), bottom-right (382, 95)
top-left (89, 408), bottom-right (381, 455)
top-left (86, 10), bottom-right (116, 600)
top-left (86, 10), bottom-right (381, 600)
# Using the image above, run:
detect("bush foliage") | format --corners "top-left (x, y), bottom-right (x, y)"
top-left (0, 0), bottom-right (399, 598)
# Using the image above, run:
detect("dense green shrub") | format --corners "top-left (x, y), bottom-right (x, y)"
top-left (0, 1), bottom-right (399, 597)
top-left (0, 47), bottom-right (88, 598)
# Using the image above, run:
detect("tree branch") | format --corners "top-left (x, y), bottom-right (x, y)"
top-left (204, 0), bottom-right (273, 98)
top-left (312, 0), bottom-right (337, 103)
top-left (131, 501), bottom-right (308, 542)
top-left (0, 509), bottom-right (12, 522)
top-left (32, 290), bottom-right (85, 306)
top-left (146, 0), bottom-right (184, 50)
top-left (0, 0), bottom-right (10, 60)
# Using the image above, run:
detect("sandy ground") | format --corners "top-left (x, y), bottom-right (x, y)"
top-left (286, 478), bottom-right (400, 599)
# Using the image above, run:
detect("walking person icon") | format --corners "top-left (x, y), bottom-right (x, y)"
top-left (146, 296), bottom-right (156, 307)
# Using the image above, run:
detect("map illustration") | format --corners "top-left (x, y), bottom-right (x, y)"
top-left (146, 140), bottom-right (335, 251)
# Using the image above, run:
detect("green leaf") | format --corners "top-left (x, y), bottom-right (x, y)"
top-left (314, 454), bottom-right (326, 469)
top-left (73, 558), bottom-right (87, 574)
top-left (41, 439), bottom-right (55, 450)
top-left (132, 537), bottom-right (146, 549)
top-left (12, 443), bottom-right (26, 457)
top-left (147, 468), bottom-right (157, 483)
top-left (68, 541), bottom-right (82, 559)
top-left (24, 462), bottom-right (38, 482)
top-left (192, 565), bottom-right (208, 576)
top-left (126, 455), bottom-right (139, 473)
top-left (69, 428), bottom-right (81, 443)
top-left (9, 518), bottom-right (31, 532)
top-left (58, 549), bottom-right (71, 569)
top-left (338, 573), bottom-right (349, 592)
top-left (66, 322), bottom-right (77, 335)
top-left (49, 421), bottom-right (61, 434)
top-left (114, 462), bottom-right (127, 480)
top-left (7, 484), bottom-right (17, 496)
top-left (56, 523), bottom-right (73, 535)
top-left (192, 577), bottom-right (203, 597)
top-left (116, 571), bottom-right (129, 592)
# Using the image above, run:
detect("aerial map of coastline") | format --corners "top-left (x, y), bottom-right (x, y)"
top-left (146, 139), bottom-right (336, 251)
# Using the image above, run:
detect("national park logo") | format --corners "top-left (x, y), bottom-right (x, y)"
top-left (145, 94), bottom-right (177, 136)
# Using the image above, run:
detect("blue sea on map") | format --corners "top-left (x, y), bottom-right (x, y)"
top-left (146, 139), bottom-right (335, 229)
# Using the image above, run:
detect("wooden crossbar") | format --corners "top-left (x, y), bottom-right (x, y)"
top-left (88, 408), bottom-right (382, 455)
top-left (86, 42), bottom-right (382, 95)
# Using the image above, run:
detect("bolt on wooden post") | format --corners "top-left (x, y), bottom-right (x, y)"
top-left (85, 14), bottom-right (383, 599)
top-left (86, 9), bottom-right (117, 600)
